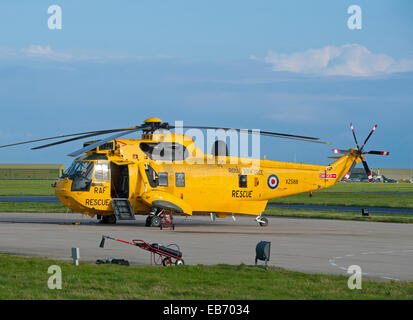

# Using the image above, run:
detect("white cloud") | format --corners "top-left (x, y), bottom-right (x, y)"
top-left (20, 45), bottom-right (73, 61)
top-left (251, 44), bottom-right (413, 77)
top-left (0, 45), bottom-right (176, 63)
top-left (22, 45), bottom-right (54, 55)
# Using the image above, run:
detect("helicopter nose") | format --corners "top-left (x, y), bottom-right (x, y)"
top-left (54, 178), bottom-right (69, 198)
top-left (54, 178), bottom-right (78, 210)
top-left (54, 178), bottom-right (70, 194)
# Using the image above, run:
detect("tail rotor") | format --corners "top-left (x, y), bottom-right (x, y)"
top-left (334, 124), bottom-right (389, 182)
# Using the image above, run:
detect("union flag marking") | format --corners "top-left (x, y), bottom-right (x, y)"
top-left (319, 173), bottom-right (337, 179)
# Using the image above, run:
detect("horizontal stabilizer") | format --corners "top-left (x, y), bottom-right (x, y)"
top-left (332, 149), bottom-right (352, 154)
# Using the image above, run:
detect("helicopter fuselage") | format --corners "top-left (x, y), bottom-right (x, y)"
top-left (54, 133), bottom-right (360, 219)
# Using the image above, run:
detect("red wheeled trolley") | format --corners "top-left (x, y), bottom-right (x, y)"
top-left (159, 210), bottom-right (175, 230)
top-left (99, 235), bottom-right (184, 266)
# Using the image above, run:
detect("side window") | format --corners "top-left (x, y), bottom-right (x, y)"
top-left (145, 165), bottom-right (159, 188)
top-left (175, 173), bottom-right (185, 187)
top-left (94, 161), bottom-right (110, 181)
top-left (239, 175), bottom-right (247, 188)
top-left (159, 172), bottom-right (168, 186)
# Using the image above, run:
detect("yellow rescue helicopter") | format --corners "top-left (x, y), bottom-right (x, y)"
top-left (0, 118), bottom-right (388, 227)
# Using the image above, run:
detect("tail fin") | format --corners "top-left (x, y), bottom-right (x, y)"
top-left (328, 152), bottom-right (360, 182)
top-left (317, 152), bottom-right (360, 189)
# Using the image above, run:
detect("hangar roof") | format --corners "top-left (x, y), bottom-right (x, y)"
top-left (0, 164), bottom-right (65, 170)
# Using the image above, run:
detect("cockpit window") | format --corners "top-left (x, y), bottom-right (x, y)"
top-left (70, 161), bottom-right (94, 192)
top-left (63, 162), bottom-right (77, 177)
top-left (140, 142), bottom-right (189, 161)
top-left (74, 162), bottom-right (89, 176)
top-left (63, 160), bottom-right (90, 178)
top-left (82, 162), bottom-right (94, 179)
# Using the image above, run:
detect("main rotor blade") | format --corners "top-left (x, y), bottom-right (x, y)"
top-left (178, 126), bottom-right (330, 144)
top-left (180, 126), bottom-right (320, 140)
top-left (259, 132), bottom-right (331, 144)
top-left (67, 128), bottom-right (140, 157)
top-left (363, 150), bottom-right (390, 156)
top-left (361, 160), bottom-right (374, 182)
top-left (350, 123), bottom-right (361, 150)
top-left (360, 124), bottom-right (378, 152)
top-left (0, 127), bottom-right (137, 149)
top-left (31, 128), bottom-right (134, 150)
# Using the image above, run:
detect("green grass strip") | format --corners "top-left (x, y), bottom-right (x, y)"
top-left (265, 207), bottom-right (413, 223)
top-left (0, 254), bottom-right (412, 300)
top-left (0, 180), bottom-right (56, 196)
top-left (269, 193), bottom-right (413, 209)
top-left (0, 202), bottom-right (68, 213)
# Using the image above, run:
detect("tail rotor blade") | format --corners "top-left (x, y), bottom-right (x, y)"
top-left (362, 160), bottom-right (374, 182)
top-left (363, 150), bottom-right (389, 156)
top-left (360, 124), bottom-right (378, 152)
top-left (340, 123), bottom-right (386, 183)
top-left (350, 123), bottom-right (361, 150)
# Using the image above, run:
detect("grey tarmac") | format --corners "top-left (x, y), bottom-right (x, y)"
top-left (0, 212), bottom-right (412, 281)
top-left (2, 196), bottom-right (413, 215)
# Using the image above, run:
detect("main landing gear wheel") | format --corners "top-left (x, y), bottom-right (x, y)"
top-left (151, 215), bottom-right (161, 227)
top-left (145, 215), bottom-right (161, 227)
top-left (101, 215), bottom-right (117, 224)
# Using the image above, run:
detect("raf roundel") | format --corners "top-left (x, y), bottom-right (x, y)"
top-left (267, 174), bottom-right (279, 189)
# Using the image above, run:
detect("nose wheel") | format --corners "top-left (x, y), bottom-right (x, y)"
top-left (255, 214), bottom-right (268, 227)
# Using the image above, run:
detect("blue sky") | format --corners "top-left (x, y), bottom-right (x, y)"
top-left (0, 1), bottom-right (412, 169)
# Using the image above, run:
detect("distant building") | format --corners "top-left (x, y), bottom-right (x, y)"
top-left (0, 164), bottom-right (65, 180)
top-left (345, 168), bottom-right (411, 182)
top-left (372, 168), bottom-right (412, 181)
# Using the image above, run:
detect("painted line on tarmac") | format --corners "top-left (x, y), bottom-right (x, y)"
top-left (382, 276), bottom-right (401, 281)
top-left (328, 250), bottom-right (412, 281)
